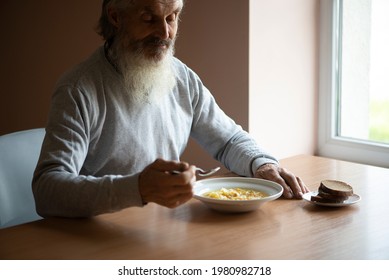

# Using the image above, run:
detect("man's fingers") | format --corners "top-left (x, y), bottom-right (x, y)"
top-left (139, 159), bottom-right (196, 207)
top-left (255, 163), bottom-right (309, 199)
top-left (279, 169), bottom-right (303, 198)
top-left (152, 158), bottom-right (189, 173)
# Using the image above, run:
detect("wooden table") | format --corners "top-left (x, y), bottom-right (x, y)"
top-left (1, 155), bottom-right (388, 260)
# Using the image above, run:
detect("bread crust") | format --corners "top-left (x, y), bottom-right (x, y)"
top-left (311, 194), bottom-right (346, 203)
top-left (310, 180), bottom-right (353, 203)
top-left (319, 180), bottom-right (353, 196)
top-left (318, 186), bottom-right (350, 200)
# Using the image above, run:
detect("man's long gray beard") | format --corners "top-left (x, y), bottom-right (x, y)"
top-left (110, 43), bottom-right (177, 105)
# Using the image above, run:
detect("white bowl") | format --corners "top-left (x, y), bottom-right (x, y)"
top-left (193, 177), bottom-right (283, 213)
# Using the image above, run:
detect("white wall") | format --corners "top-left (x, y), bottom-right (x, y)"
top-left (249, 0), bottom-right (319, 159)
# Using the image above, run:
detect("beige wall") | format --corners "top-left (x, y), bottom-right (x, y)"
top-left (0, 1), bottom-right (102, 135)
top-left (249, 0), bottom-right (319, 159)
top-left (176, 0), bottom-right (249, 169)
top-left (0, 0), bottom-right (317, 169)
top-left (0, 0), bottom-right (249, 170)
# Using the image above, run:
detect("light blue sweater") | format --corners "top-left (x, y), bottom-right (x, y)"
top-left (32, 46), bottom-right (278, 217)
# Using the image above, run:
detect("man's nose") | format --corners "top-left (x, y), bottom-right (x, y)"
top-left (154, 20), bottom-right (169, 40)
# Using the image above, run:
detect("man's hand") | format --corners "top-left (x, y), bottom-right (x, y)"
top-left (138, 159), bottom-right (196, 208)
top-left (254, 163), bottom-right (309, 199)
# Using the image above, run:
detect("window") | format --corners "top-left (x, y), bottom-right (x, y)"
top-left (318, 0), bottom-right (389, 168)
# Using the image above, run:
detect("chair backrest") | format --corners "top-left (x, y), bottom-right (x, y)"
top-left (0, 128), bottom-right (45, 228)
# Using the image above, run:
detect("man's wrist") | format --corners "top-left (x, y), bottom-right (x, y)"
top-left (251, 157), bottom-right (278, 176)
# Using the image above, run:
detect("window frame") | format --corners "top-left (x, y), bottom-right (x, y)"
top-left (318, 0), bottom-right (389, 168)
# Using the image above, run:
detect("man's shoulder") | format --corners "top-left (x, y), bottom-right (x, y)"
top-left (172, 56), bottom-right (201, 82)
top-left (172, 56), bottom-right (186, 71)
top-left (55, 46), bottom-right (110, 90)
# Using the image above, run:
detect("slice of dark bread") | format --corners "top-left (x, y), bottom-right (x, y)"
top-left (311, 180), bottom-right (353, 203)
top-left (318, 186), bottom-right (350, 200)
top-left (319, 180), bottom-right (353, 196)
top-left (311, 194), bottom-right (346, 203)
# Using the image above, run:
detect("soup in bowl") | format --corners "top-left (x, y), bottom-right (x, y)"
top-left (193, 177), bottom-right (283, 213)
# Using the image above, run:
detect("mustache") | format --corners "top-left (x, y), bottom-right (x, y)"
top-left (142, 36), bottom-right (173, 48)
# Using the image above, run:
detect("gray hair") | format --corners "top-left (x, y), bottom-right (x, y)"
top-left (96, 0), bottom-right (134, 43)
top-left (96, 0), bottom-right (185, 43)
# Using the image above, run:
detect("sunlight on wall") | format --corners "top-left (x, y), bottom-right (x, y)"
top-left (249, 0), bottom-right (319, 159)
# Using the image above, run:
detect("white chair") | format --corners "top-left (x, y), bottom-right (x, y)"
top-left (0, 128), bottom-right (45, 228)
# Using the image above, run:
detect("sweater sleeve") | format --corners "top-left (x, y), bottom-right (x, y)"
top-left (32, 85), bottom-right (144, 218)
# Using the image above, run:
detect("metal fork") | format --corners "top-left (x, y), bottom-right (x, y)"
top-left (195, 166), bottom-right (221, 177)
top-left (172, 167), bottom-right (220, 177)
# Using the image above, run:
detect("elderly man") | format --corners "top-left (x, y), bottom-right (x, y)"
top-left (32, 0), bottom-right (308, 217)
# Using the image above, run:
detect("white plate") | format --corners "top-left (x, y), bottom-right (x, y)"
top-left (302, 191), bottom-right (361, 207)
top-left (193, 177), bottom-right (283, 213)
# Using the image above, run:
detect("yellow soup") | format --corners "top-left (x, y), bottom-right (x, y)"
top-left (204, 187), bottom-right (268, 200)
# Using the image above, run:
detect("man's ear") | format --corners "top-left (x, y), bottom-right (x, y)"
top-left (107, 6), bottom-right (121, 28)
